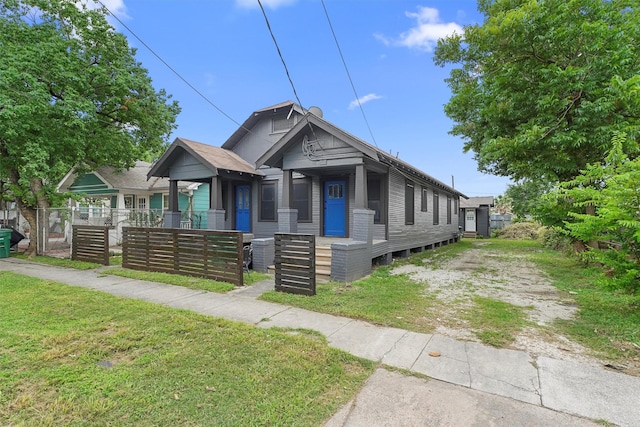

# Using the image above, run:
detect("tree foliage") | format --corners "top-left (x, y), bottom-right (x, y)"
top-left (434, 0), bottom-right (640, 183)
top-left (0, 0), bottom-right (180, 255)
top-left (504, 179), bottom-right (552, 219)
top-left (541, 133), bottom-right (640, 292)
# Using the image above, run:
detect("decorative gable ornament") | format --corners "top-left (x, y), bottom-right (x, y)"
top-left (302, 134), bottom-right (322, 160)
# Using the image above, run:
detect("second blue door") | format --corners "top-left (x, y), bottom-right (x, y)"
top-left (323, 180), bottom-right (346, 237)
top-left (235, 185), bottom-right (250, 232)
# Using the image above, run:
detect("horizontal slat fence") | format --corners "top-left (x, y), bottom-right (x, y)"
top-left (275, 233), bottom-right (316, 296)
top-left (72, 225), bottom-right (110, 265)
top-left (122, 227), bottom-right (243, 286)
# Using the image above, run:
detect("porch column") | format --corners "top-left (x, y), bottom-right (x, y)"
top-left (354, 164), bottom-right (368, 209)
top-left (208, 176), bottom-right (226, 230)
top-left (278, 169), bottom-right (298, 233)
top-left (281, 169), bottom-right (293, 208)
top-left (164, 179), bottom-right (181, 228)
top-left (116, 193), bottom-right (126, 209)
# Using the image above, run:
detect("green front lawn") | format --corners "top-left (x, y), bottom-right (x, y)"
top-left (0, 272), bottom-right (374, 426)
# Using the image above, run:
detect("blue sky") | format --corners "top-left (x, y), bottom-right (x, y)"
top-left (101, 0), bottom-right (510, 197)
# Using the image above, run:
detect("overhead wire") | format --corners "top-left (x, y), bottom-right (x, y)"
top-left (96, 0), bottom-right (249, 133)
top-left (256, 0), bottom-right (318, 142)
top-left (320, 0), bottom-right (379, 148)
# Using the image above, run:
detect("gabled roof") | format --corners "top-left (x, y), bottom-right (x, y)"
top-left (221, 101), bottom-right (305, 151)
top-left (148, 137), bottom-right (262, 180)
top-left (57, 161), bottom-right (173, 194)
top-left (460, 196), bottom-right (494, 208)
top-left (256, 110), bottom-right (467, 198)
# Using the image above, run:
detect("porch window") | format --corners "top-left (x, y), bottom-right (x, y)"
top-left (138, 197), bottom-right (147, 210)
top-left (405, 181), bottom-right (414, 225)
top-left (421, 187), bottom-right (428, 212)
top-left (293, 179), bottom-right (311, 222)
top-left (433, 192), bottom-right (439, 225)
top-left (259, 181), bottom-right (277, 221)
top-left (447, 196), bottom-right (452, 224)
top-left (367, 177), bottom-right (385, 224)
top-left (124, 195), bottom-right (134, 209)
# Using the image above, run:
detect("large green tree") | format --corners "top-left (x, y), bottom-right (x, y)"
top-left (0, 0), bottom-right (179, 256)
top-left (434, 0), bottom-right (640, 183)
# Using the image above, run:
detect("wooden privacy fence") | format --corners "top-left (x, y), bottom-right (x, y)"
top-left (275, 233), bottom-right (316, 296)
top-left (122, 227), bottom-right (243, 286)
top-left (72, 225), bottom-right (110, 265)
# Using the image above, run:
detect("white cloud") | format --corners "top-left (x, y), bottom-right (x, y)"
top-left (380, 6), bottom-right (462, 52)
top-left (348, 93), bottom-right (382, 110)
top-left (97, 0), bottom-right (128, 18)
top-left (79, 0), bottom-right (129, 19)
top-left (235, 0), bottom-right (298, 9)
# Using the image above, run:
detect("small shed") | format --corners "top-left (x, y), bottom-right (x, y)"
top-left (459, 196), bottom-right (494, 238)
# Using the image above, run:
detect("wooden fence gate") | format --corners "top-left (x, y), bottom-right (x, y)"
top-left (71, 225), bottom-right (110, 265)
top-left (274, 233), bottom-right (316, 296)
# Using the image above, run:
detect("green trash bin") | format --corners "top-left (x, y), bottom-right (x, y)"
top-left (0, 228), bottom-right (11, 258)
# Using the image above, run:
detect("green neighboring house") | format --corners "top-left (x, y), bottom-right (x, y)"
top-left (57, 161), bottom-right (210, 228)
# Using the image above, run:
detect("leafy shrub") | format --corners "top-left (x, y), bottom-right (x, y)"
top-left (539, 227), bottom-right (573, 252)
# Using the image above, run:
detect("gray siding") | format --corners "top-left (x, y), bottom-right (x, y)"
top-left (387, 169), bottom-right (458, 253)
top-left (169, 151), bottom-right (213, 181)
top-left (232, 114), bottom-right (300, 165)
top-left (283, 130), bottom-right (365, 170)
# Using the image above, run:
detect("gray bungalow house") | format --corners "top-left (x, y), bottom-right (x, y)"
top-left (149, 101), bottom-right (466, 281)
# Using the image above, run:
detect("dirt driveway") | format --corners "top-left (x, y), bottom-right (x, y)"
top-left (390, 241), bottom-right (626, 371)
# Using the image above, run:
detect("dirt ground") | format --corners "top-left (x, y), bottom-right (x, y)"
top-left (390, 241), bottom-right (640, 375)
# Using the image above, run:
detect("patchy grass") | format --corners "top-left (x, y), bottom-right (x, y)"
top-left (263, 238), bottom-right (640, 369)
top-left (0, 272), bottom-right (374, 426)
top-left (13, 253), bottom-right (101, 270)
top-left (261, 266), bottom-right (439, 334)
top-left (406, 240), bottom-right (475, 269)
top-left (105, 268), bottom-right (271, 293)
top-left (531, 250), bottom-right (640, 363)
top-left (462, 296), bottom-right (531, 347)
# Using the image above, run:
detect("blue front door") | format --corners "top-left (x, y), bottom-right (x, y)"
top-left (235, 185), bottom-right (250, 232)
top-left (323, 180), bottom-right (346, 237)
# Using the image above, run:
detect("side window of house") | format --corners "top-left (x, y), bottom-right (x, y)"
top-left (433, 191), bottom-right (439, 225)
top-left (367, 177), bottom-right (384, 224)
top-left (454, 197), bottom-right (458, 214)
top-left (293, 179), bottom-right (311, 222)
top-left (259, 182), bottom-right (277, 221)
top-left (405, 181), bottom-right (414, 225)
top-left (421, 187), bottom-right (428, 212)
top-left (447, 196), bottom-right (452, 224)
top-left (272, 116), bottom-right (295, 133)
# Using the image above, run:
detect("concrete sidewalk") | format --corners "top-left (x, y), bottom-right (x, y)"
top-left (2, 257), bottom-right (638, 426)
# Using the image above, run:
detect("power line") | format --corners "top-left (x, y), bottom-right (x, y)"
top-left (256, 0), bottom-right (318, 142)
top-left (256, 0), bottom-right (305, 115)
top-left (96, 0), bottom-right (245, 131)
top-left (320, 0), bottom-right (378, 148)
